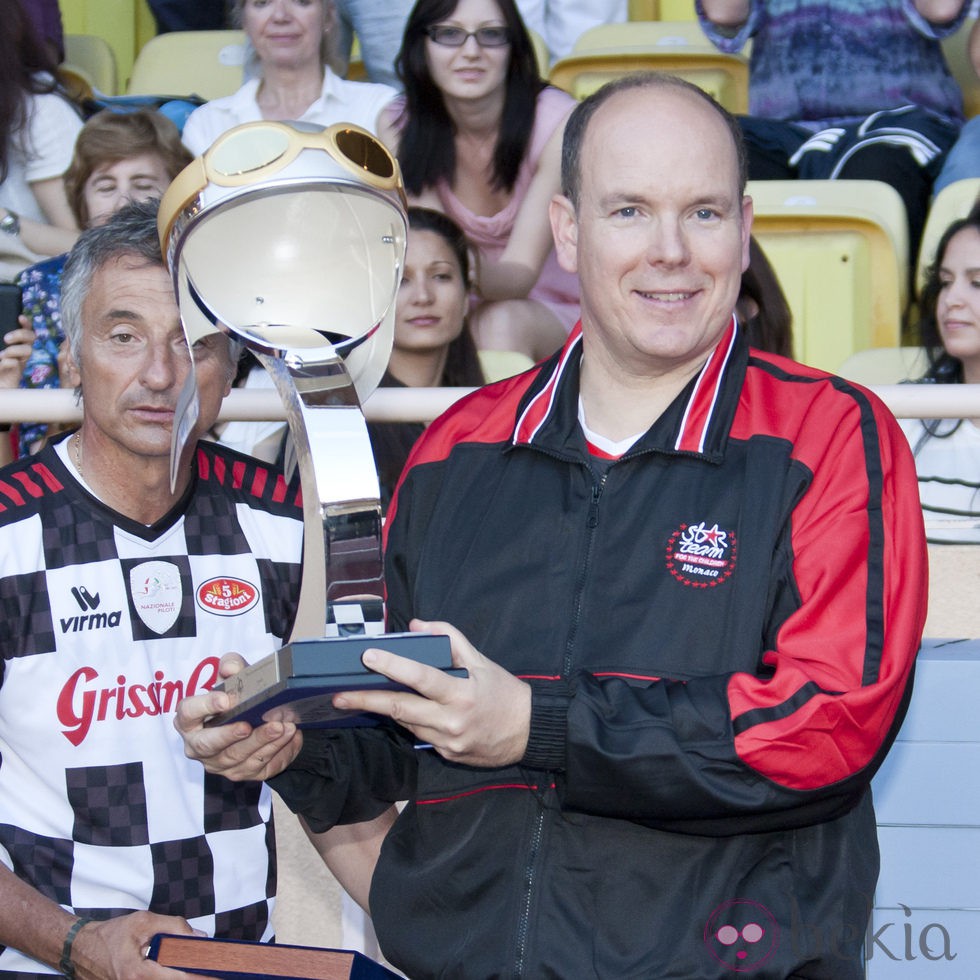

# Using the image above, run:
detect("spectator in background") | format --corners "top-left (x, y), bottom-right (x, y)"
top-left (182, 0), bottom-right (397, 155)
top-left (18, 0), bottom-right (64, 62)
top-left (0, 109), bottom-right (193, 466)
top-left (738, 235), bottom-right (794, 358)
top-left (515, 0), bottom-right (627, 64)
top-left (696, 1), bottom-right (973, 282)
top-left (369, 207), bottom-right (486, 507)
top-left (147, 0), bottom-right (229, 32)
top-left (379, 0), bottom-right (579, 362)
top-left (933, 13), bottom-right (980, 193)
top-left (334, 0), bottom-right (414, 89)
top-left (901, 201), bottom-right (980, 542)
top-left (0, 0), bottom-right (82, 282)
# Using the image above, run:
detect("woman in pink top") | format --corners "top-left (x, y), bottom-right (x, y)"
top-left (380, 0), bottom-right (578, 361)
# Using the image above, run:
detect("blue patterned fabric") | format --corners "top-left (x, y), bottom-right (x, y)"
top-left (697, 0), bottom-right (970, 127)
top-left (15, 253), bottom-right (67, 457)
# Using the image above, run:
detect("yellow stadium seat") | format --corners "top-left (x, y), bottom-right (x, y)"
top-left (941, 17), bottom-right (980, 119)
top-left (346, 35), bottom-right (367, 81)
top-left (837, 347), bottom-right (928, 385)
top-left (549, 21), bottom-right (748, 112)
top-left (58, 0), bottom-right (151, 90)
top-left (135, 0), bottom-right (157, 55)
top-left (747, 180), bottom-right (909, 373)
top-left (916, 177), bottom-right (980, 294)
top-left (63, 33), bottom-right (119, 95)
top-left (478, 350), bottom-right (535, 382)
top-left (529, 27), bottom-right (551, 77)
top-left (628, 0), bottom-right (697, 18)
top-left (127, 30), bottom-right (247, 99)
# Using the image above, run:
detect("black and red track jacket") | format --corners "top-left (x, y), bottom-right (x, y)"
top-left (273, 320), bottom-right (928, 979)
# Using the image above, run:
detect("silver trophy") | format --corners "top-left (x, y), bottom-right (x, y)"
top-left (158, 121), bottom-right (456, 726)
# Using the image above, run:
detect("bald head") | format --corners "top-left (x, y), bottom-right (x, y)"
top-left (560, 73), bottom-right (748, 212)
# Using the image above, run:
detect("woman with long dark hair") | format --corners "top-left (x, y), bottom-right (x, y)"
top-left (379, 0), bottom-right (579, 361)
top-left (737, 236), bottom-right (794, 358)
top-left (0, 0), bottom-right (83, 281)
top-left (369, 206), bottom-right (486, 506)
top-left (901, 201), bottom-right (980, 543)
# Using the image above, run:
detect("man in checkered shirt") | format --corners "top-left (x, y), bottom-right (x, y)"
top-left (0, 201), bottom-right (389, 979)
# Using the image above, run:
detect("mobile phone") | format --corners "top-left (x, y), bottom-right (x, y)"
top-left (0, 283), bottom-right (23, 352)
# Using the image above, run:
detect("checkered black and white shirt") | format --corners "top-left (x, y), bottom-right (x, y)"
top-left (0, 437), bottom-right (303, 977)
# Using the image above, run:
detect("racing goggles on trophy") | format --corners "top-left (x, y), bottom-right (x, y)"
top-left (159, 121), bottom-right (456, 726)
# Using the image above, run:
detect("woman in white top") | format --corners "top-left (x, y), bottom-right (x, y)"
top-left (901, 203), bottom-right (980, 544)
top-left (0, 0), bottom-right (83, 280)
top-left (181, 0), bottom-right (398, 155)
top-left (183, 0), bottom-right (400, 458)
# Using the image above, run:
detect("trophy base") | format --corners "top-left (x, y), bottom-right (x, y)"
top-left (205, 633), bottom-right (463, 729)
top-left (147, 933), bottom-right (401, 979)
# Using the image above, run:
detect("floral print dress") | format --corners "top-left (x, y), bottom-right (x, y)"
top-left (16, 252), bottom-right (67, 457)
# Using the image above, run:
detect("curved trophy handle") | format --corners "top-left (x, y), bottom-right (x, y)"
top-left (257, 347), bottom-right (385, 640)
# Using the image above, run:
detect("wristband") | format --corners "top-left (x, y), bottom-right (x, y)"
top-left (59, 916), bottom-right (93, 979)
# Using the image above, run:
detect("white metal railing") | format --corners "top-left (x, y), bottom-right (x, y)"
top-left (2, 383), bottom-right (980, 426)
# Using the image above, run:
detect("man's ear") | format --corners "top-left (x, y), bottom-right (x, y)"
top-left (549, 194), bottom-right (579, 275)
top-left (740, 194), bottom-right (754, 274)
top-left (60, 339), bottom-right (81, 390)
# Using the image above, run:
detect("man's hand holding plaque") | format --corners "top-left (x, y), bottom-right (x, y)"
top-left (174, 620), bottom-right (532, 779)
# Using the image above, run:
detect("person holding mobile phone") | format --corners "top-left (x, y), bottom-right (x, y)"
top-left (10, 109), bottom-right (193, 460)
top-left (0, 284), bottom-right (34, 464)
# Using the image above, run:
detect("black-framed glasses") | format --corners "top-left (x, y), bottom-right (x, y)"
top-left (425, 25), bottom-right (510, 48)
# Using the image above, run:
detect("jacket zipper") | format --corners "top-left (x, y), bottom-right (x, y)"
top-left (514, 467), bottom-right (607, 975)
top-left (513, 807), bottom-right (545, 978)
top-left (563, 470), bottom-right (607, 676)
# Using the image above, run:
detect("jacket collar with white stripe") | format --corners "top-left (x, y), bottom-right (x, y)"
top-left (511, 316), bottom-right (747, 464)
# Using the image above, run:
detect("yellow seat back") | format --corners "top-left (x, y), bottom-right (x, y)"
top-left (549, 21), bottom-right (748, 112)
top-left (59, 0), bottom-right (156, 91)
top-left (478, 350), bottom-right (535, 383)
top-left (916, 177), bottom-right (980, 294)
top-left (127, 30), bottom-right (247, 99)
top-left (628, 0), bottom-right (698, 20)
top-left (748, 180), bottom-right (908, 372)
top-left (941, 17), bottom-right (980, 119)
top-left (837, 347), bottom-right (928, 385)
top-left (63, 33), bottom-right (119, 95)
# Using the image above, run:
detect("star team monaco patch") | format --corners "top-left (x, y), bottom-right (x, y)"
top-left (196, 576), bottom-right (260, 616)
top-left (666, 521), bottom-right (737, 589)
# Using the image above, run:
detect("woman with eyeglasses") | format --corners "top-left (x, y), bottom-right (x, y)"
top-left (378, 0), bottom-right (579, 362)
top-left (182, 0), bottom-right (398, 156)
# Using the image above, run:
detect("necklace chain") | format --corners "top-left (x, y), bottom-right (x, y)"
top-left (71, 432), bottom-right (83, 476)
